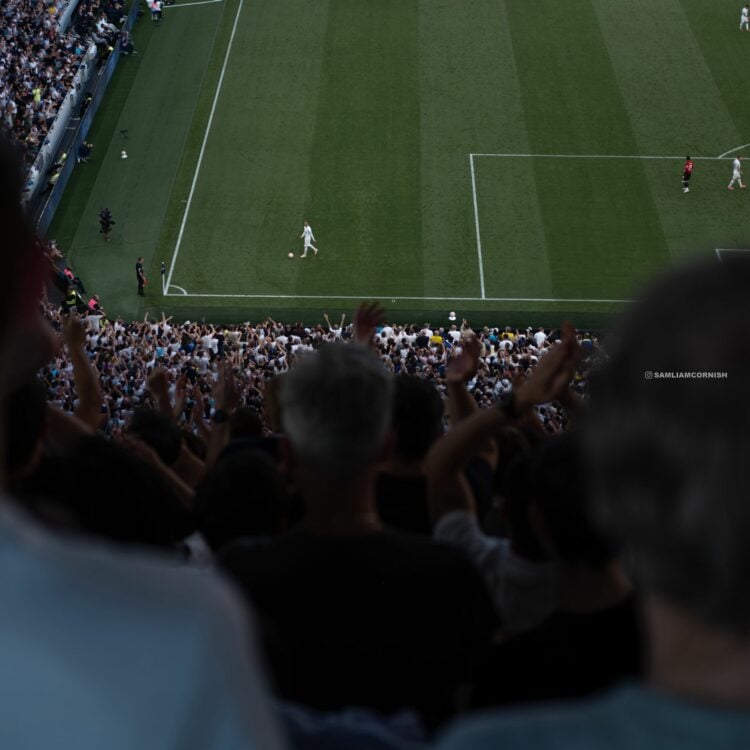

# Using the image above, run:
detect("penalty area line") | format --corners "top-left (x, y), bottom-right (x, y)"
top-left (469, 154), bottom-right (486, 300)
top-left (471, 153), bottom-right (727, 161)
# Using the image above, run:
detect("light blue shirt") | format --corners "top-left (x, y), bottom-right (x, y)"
top-left (437, 684), bottom-right (750, 750)
top-left (0, 502), bottom-right (286, 749)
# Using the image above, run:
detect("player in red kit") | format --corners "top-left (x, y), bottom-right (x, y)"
top-left (682, 156), bottom-right (693, 193)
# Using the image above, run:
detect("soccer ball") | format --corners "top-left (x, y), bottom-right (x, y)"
top-left (121, 150), bottom-right (128, 159)
top-left (288, 252), bottom-right (294, 258)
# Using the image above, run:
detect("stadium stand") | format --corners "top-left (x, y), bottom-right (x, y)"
top-left (6, 85), bottom-right (750, 744)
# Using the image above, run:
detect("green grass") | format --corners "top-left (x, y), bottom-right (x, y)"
top-left (48, 0), bottom-right (750, 327)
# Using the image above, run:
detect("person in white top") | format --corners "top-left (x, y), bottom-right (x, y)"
top-left (741, 4), bottom-right (749, 31)
top-left (300, 220), bottom-right (318, 257)
top-left (728, 156), bottom-right (746, 190)
top-left (533, 326), bottom-right (547, 348)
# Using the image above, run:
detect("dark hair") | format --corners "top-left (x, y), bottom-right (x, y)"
top-left (229, 407), bottom-right (264, 440)
top-left (391, 375), bottom-right (443, 462)
top-left (193, 449), bottom-right (291, 551)
top-left (14, 436), bottom-right (193, 548)
top-left (127, 407), bottom-right (183, 465)
top-left (4, 378), bottom-right (46, 477)
top-left (530, 432), bottom-right (615, 567)
top-left (181, 428), bottom-right (206, 461)
top-left (586, 256), bottom-right (750, 632)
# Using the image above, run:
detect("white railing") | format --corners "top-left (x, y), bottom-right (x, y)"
top-left (24, 43), bottom-right (98, 201)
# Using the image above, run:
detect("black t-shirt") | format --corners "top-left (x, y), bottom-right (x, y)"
top-left (471, 594), bottom-right (643, 708)
top-left (375, 458), bottom-right (493, 536)
top-left (376, 473), bottom-right (431, 535)
top-left (221, 528), bottom-right (498, 728)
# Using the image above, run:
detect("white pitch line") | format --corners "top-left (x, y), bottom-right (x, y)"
top-left (715, 248), bottom-right (750, 261)
top-left (717, 144), bottom-right (750, 159)
top-left (164, 0), bottom-right (243, 294)
top-left (166, 0), bottom-right (222, 7)
top-left (164, 292), bottom-right (631, 303)
top-left (469, 154), bottom-right (486, 299)
top-left (471, 152), bottom-right (726, 161)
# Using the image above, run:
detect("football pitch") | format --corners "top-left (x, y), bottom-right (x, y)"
top-left (50, 0), bottom-right (750, 326)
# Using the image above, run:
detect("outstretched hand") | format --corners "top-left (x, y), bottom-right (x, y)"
top-left (62, 314), bottom-right (86, 352)
top-left (147, 367), bottom-right (169, 399)
top-left (214, 361), bottom-right (239, 412)
top-left (353, 301), bottom-right (386, 347)
top-left (446, 334), bottom-right (481, 384)
top-left (516, 321), bottom-right (582, 409)
top-left (118, 433), bottom-right (163, 469)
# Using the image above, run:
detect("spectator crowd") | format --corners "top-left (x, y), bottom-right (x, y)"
top-left (39, 251), bottom-right (599, 438)
top-left (0, 0), bottom-right (126, 170)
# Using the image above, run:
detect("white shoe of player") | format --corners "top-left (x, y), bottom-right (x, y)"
top-left (683, 188), bottom-right (689, 193)
top-left (313, 248), bottom-right (318, 255)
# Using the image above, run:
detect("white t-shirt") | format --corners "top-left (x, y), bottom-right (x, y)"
top-left (734, 158), bottom-right (742, 174)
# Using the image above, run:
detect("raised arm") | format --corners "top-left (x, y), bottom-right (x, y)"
top-left (206, 361), bottom-right (239, 468)
top-left (445, 334), bottom-right (496, 467)
top-left (63, 315), bottom-right (103, 431)
top-left (147, 367), bottom-right (173, 418)
top-left (353, 301), bottom-right (385, 348)
top-left (427, 322), bottom-right (582, 521)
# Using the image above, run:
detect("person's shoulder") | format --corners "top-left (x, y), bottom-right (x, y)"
top-left (220, 532), bottom-right (299, 574)
top-left (380, 528), bottom-right (479, 571)
top-left (436, 689), bottom-right (632, 750)
top-left (2, 502), bottom-right (247, 636)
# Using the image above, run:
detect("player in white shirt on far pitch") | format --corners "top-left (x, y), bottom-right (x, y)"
top-left (728, 156), bottom-right (747, 190)
top-left (741, 5), bottom-right (749, 31)
top-left (300, 220), bottom-right (318, 257)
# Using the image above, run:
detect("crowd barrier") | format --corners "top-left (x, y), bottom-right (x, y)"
top-left (33, 0), bottom-right (141, 235)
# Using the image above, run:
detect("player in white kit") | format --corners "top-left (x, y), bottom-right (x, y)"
top-left (300, 220), bottom-right (318, 257)
top-left (728, 157), bottom-right (746, 190)
top-left (741, 5), bottom-right (749, 31)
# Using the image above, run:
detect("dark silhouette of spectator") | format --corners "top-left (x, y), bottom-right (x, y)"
top-left (13, 435), bottom-right (195, 550)
top-left (471, 432), bottom-right (642, 708)
top-left (221, 343), bottom-right (498, 730)
top-left (193, 448), bottom-right (292, 552)
top-left (4, 379), bottom-right (47, 483)
top-left (127, 406), bottom-right (183, 467)
top-left (229, 406), bottom-right (264, 440)
top-left (437, 258), bottom-right (750, 750)
top-left (376, 374), bottom-right (443, 534)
